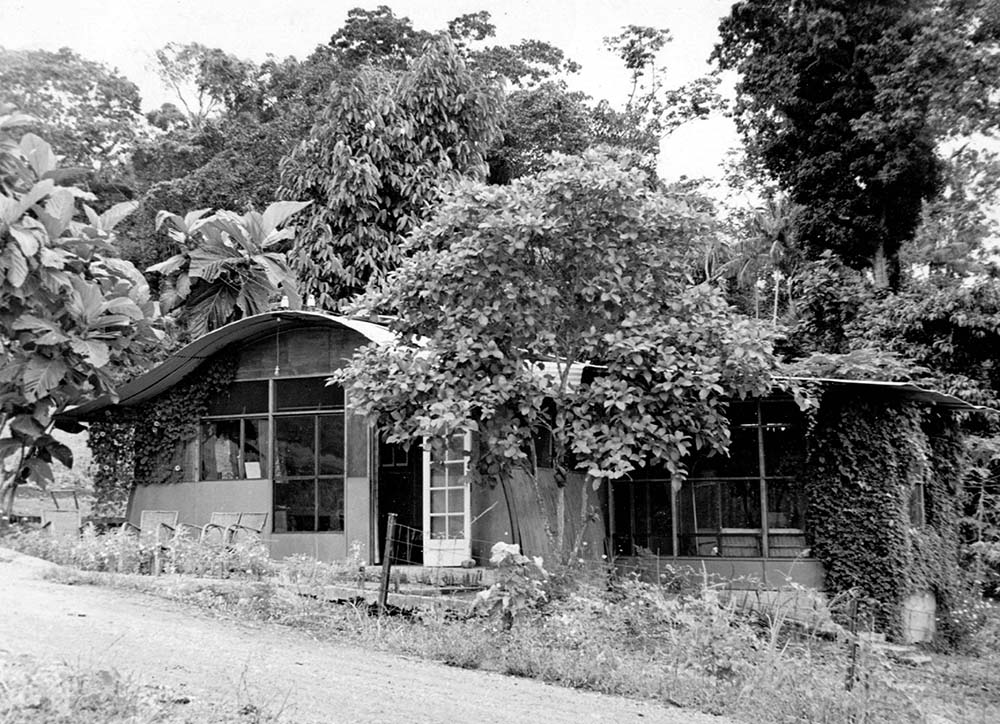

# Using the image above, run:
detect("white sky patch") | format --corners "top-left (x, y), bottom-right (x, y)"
top-left (1, 0), bottom-right (742, 184)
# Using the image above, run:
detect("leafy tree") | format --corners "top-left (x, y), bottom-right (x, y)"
top-left (152, 42), bottom-right (259, 129)
top-left (147, 201), bottom-right (308, 338)
top-left (330, 5), bottom-right (433, 69)
top-left (279, 36), bottom-right (502, 308)
top-left (715, 0), bottom-right (1000, 289)
top-left (0, 47), bottom-right (145, 170)
top-left (0, 117), bottom-right (161, 518)
top-left (335, 149), bottom-right (779, 557)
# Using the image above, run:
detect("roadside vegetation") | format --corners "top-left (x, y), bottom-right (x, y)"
top-left (4, 528), bottom-right (999, 724)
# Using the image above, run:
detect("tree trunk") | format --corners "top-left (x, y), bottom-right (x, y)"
top-left (872, 242), bottom-right (889, 289)
top-left (554, 485), bottom-right (565, 558)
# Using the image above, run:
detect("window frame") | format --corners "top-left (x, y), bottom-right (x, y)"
top-left (610, 397), bottom-right (810, 560)
top-left (197, 374), bottom-right (347, 534)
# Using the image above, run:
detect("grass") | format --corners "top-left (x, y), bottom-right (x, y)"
top-left (5, 527), bottom-right (1000, 724)
top-left (0, 659), bottom-right (285, 724)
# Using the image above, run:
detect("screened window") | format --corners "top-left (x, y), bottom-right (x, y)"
top-left (612, 398), bottom-right (809, 560)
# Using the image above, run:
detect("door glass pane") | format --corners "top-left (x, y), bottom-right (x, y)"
top-left (273, 478), bottom-right (315, 532)
top-left (317, 478), bottom-right (344, 532)
top-left (430, 465), bottom-right (448, 488)
top-left (430, 489), bottom-right (447, 514)
top-left (317, 415), bottom-right (345, 475)
top-left (430, 516), bottom-right (447, 538)
top-left (447, 515), bottom-right (464, 539)
top-left (445, 434), bottom-right (466, 462)
top-left (201, 420), bottom-right (241, 480)
top-left (447, 488), bottom-right (464, 513)
top-left (275, 416), bottom-right (314, 477)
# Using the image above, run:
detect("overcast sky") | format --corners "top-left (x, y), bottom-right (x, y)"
top-left (1, 0), bottom-right (744, 183)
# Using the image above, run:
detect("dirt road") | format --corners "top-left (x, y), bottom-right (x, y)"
top-left (0, 548), bottom-right (736, 723)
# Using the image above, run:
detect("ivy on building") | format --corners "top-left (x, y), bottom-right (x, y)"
top-left (804, 391), bottom-right (974, 646)
top-left (89, 354), bottom-right (236, 513)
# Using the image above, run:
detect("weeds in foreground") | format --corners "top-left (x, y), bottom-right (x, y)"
top-left (10, 531), bottom-right (999, 724)
top-left (0, 659), bottom-right (288, 724)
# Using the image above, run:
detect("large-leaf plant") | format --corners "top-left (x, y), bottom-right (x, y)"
top-left (0, 111), bottom-right (162, 518)
top-left (148, 200), bottom-right (308, 338)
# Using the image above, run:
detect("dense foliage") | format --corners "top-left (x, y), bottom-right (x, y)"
top-left (279, 36), bottom-right (503, 307)
top-left (0, 117), bottom-right (161, 516)
top-left (89, 353), bottom-right (236, 509)
top-left (715, 0), bottom-right (1000, 288)
top-left (803, 392), bottom-right (976, 644)
top-left (336, 150), bottom-right (779, 555)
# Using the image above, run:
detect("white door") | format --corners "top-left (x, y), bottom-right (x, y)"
top-left (422, 432), bottom-right (471, 566)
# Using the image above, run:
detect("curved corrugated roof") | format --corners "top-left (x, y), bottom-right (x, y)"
top-left (64, 311), bottom-right (394, 419)
top-left (779, 375), bottom-right (992, 412)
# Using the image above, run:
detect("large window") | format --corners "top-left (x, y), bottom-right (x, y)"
top-left (611, 398), bottom-right (809, 559)
top-left (198, 376), bottom-right (346, 534)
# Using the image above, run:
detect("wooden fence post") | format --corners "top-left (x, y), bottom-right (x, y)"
top-left (378, 513), bottom-right (397, 614)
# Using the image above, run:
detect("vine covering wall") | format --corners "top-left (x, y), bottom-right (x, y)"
top-left (804, 391), bottom-right (971, 643)
top-left (89, 354), bottom-right (236, 513)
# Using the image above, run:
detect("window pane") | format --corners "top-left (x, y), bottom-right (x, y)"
top-left (447, 515), bottom-right (464, 539)
top-left (273, 478), bottom-right (315, 532)
top-left (275, 377), bottom-right (344, 411)
top-left (201, 420), bottom-right (241, 480)
top-left (317, 478), bottom-right (344, 532)
top-left (767, 479), bottom-right (806, 530)
top-left (430, 515), bottom-right (447, 538)
top-left (317, 415), bottom-right (345, 475)
top-left (690, 402), bottom-right (759, 478)
top-left (275, 416), bottom-right (315, 477)
top-left (720, 479), bottom-right (761, 528)
top-left (243, 419), bottom-right (267, 478)
top-left (761, 401), bottom-right (806, 478)
top-left (204, 381), bottom-right (268, 416)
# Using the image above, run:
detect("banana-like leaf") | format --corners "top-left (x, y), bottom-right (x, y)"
top-left (9, 225), bottom-right (41, 257)
top-left (146, 253), bottom-right (188, 276)
top-left (22, 357), bottom-right (68, 401)
top-left (66, 277), bottom-right (105, 325)
top-left (12, 314), bottom-right (62, 334)
top-left (99, 200), bottom-right (139, 231)
top-left (189, 245), bottom-right (234, 280)
top-left (41, 188), bottom-right (76, 237)
top-left (260, 200), bottom-right (311, 237)
top-left (19, 133), bottom-right (58, 177)
top-left (14, 178), bottom-right (55, 220)
top-left (101, 296), bottom-right (144, 320)
top-left (70, 337), bottom-right (111, 368)
top-left (2, 245), bottom-right (28, 286)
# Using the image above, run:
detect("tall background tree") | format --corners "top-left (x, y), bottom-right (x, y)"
top-left (278, 36), bottom-right (503, 308)
top-left (714, 0), bottom-right (1000, 290)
